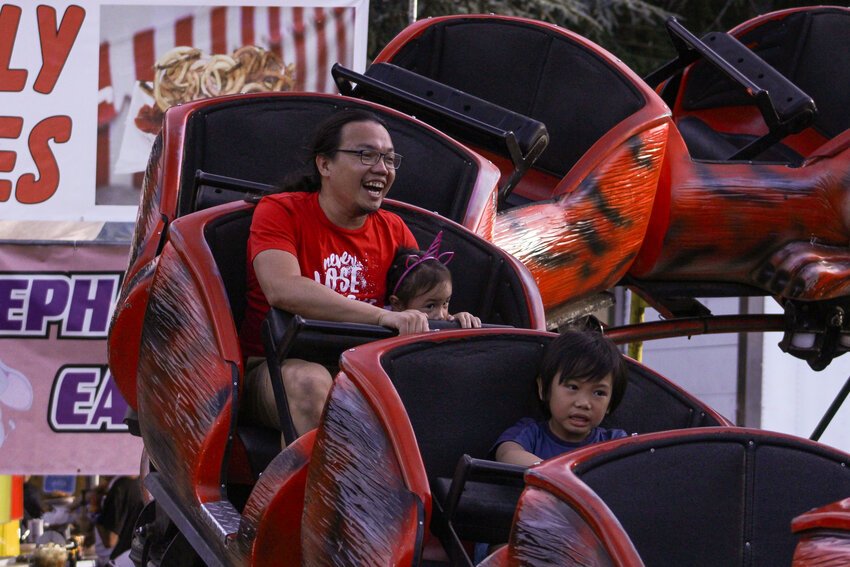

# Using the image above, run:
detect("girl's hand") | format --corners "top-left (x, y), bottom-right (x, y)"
top-left (449, 311), bottom-right (481, 328)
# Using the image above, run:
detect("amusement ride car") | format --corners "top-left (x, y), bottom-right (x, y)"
top-left (107, 6), bottom-right (850, 567)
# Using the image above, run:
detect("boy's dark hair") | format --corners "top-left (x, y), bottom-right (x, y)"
top-left (385, 246), bottom-right (452, 304)
top-left (538, 329), bottom-right (628, 417)
top-left (280, 108), bottom-right (389, 193)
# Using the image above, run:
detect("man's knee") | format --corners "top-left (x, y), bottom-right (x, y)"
top-left (281, 360), bottom-right (333, 403)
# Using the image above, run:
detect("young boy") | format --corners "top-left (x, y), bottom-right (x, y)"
top-left (493, 329), bottom-right (629, 466)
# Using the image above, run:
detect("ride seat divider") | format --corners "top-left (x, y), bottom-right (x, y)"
top-left (332, 62), bottom-right (549, 204)
top-left (434, 454), bottom-right (526, 548)
top-left (262, 308), bottom-right (397, 446)
top-left (193, 170), bottom-right (276, 212)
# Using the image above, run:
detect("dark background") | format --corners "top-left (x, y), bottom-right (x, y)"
top-left (367, 0), bottom-right (825, 76)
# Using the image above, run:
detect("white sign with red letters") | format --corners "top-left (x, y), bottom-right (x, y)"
top-left (0, 0), bottom-right (368, 222)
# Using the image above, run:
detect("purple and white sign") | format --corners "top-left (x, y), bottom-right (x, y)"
top-left (0, 242), bottom-right (142, 474)
top-left (0, 273), bottom-right (119, 337)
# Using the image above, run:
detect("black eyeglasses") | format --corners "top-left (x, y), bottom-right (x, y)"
top-left (337, 149), bottom-right (403, 170)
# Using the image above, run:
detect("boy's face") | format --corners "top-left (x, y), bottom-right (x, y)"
top-left (541, 372), bottom-right (613, 443)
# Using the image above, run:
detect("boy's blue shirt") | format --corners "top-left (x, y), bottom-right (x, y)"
top-left (491, 417), bottom-right (628, 461)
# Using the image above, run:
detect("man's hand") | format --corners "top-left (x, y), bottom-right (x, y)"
top-left (377, 309), bottom-right (430, 335)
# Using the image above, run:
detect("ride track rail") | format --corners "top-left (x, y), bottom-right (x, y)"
top-left (606, 313), bottom-right (785, 343)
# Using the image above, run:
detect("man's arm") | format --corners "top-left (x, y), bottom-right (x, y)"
top-left (254, 249), bottom-right (429, 335)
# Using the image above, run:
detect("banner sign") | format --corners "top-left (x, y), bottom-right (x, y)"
top-left (0, 241), bottom-right (141, 474)
top-left (0, 0), bottom-right (368, 223)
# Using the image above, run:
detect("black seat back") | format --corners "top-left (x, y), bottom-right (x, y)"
top-left (380, 331), bottom-right (728, 482)
top-left (600, 359), bottom-right (730, 433)
top-left (386, 202), bottom-right (541, 329)
top-left (381, 333), bottom-right (547, 480)
top-left (384, 17), bottom-right (646, 178)
top-left (572, 429), bottom-right (850, 567)
top-left (177, 95), bottom-right (479, 223)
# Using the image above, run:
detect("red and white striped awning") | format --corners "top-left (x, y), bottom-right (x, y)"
top-left (97, 4), bottom-right (358, 181)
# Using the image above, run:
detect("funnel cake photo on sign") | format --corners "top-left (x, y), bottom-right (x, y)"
top-left (97, 4), bottom-right (359, 206)
top-left (134, 45), bottom-right (297, 136)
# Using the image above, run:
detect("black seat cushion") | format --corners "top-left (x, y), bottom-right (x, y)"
top-left (677, 115), bottom-right (803, 165)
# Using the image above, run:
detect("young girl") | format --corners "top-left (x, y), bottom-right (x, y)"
top-left (493, 329), bottom-right (629, 466)
top-left (385, 231), bottom-right (481, 328)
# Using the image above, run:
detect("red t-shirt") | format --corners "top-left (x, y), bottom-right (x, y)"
top-left (240, 191), bottom-right (417, 357)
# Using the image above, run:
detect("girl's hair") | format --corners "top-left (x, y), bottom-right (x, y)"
top-left (279, 108), bottom-right (389, 193)
top-left (386, 246), bottom-right (452, 305)
top-left (538, 329), bottom-right (628, 416)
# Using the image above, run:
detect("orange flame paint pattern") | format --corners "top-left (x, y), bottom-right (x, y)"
top-left (494, 125), bottom-right (668, 311)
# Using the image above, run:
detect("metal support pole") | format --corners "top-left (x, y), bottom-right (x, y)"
top-left (810, 372), bottom-right (850, 441)
top-left (628, 294), bottom-right (646, 361)
top-left (408, 0), bottom-right (417, 24)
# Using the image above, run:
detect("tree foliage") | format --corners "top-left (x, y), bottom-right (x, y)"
top-left (368, 0), bottom-right (820, 76)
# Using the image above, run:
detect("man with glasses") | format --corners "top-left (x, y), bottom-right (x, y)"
top-left (240, 109), bottom-right (429, 443)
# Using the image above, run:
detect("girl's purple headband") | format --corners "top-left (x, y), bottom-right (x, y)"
top-left (391, 231), bottom-right (453, 296)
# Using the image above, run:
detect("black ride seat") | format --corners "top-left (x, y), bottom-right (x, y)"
top-left (201, 196), bottom-right (545, 478)
top-left (660, 9), bottom-right (850, 164)
top-left (371, 331), bottom-right (730, 555)
top-left (381, 333), bottom-right (544, 552)
top-left (682, 7), bottom-right (850, 144)
top-left (260, 200), bottom-right (546, 446)
top-left (378, 16), bottom-right (647, 182)
top-left (174, 94), bottom-right (484, 226)
top-left (524, 428), bottom-right (850, 567)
